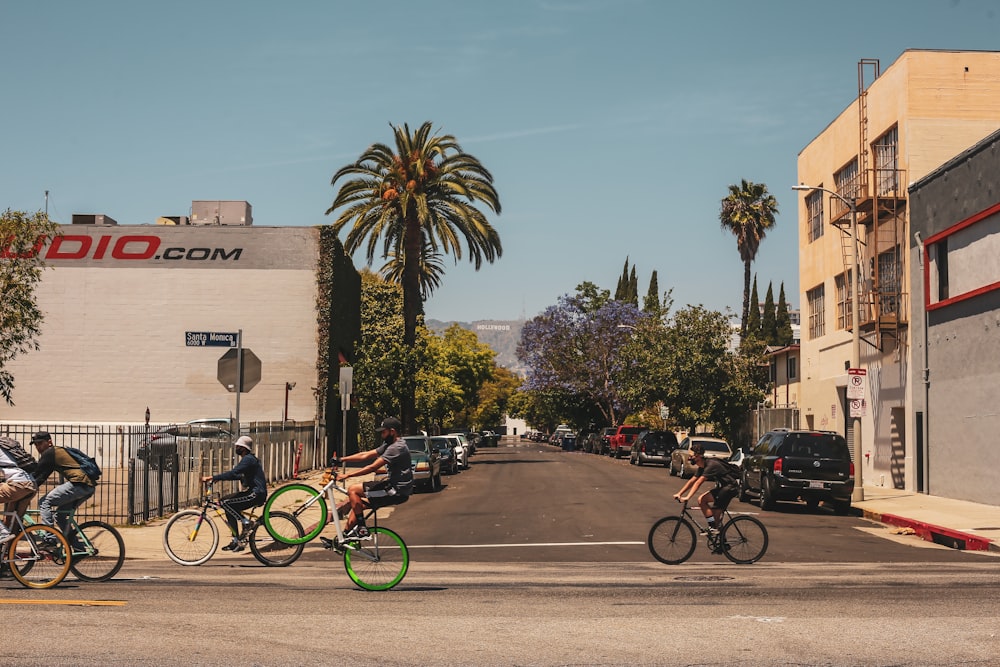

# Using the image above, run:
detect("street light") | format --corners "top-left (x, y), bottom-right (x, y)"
top-left (793, 184), bottom-right (864, 502)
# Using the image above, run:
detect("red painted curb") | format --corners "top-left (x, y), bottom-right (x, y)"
top-left (879, 513), bottom-right (992, 551)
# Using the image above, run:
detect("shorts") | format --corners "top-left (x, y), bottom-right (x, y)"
top-left (709, 484), bottom-right (738, 512)
top-left (363, 480), bottom-right (410, 510)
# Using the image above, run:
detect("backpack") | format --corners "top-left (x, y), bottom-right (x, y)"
top-left (715, 459), bottom-right (741, 487)
top-left (63, 446), bottom-right (102, 482)
top-left (0, 436), bottom-right (39, 474)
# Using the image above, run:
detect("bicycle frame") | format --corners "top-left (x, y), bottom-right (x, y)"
top-left (306, 475), bottom-right (383, 561)
top-left (1, 511), bottom-right (46, 563)
top-left (24, 510), bottom-right (91, 556)
top-left (198, 482), bottom-right (264, 541)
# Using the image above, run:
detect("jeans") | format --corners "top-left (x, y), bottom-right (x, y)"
top-left (39, 482), bottom-right (96, 535)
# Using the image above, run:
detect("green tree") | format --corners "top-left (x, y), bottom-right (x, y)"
top-left (719, 179), bottom-right (779, 338)
top-left (378, 232), bottom-right (446, 299)
top-left (354, 270), bottom-right (425, 434)
top-left (745, 275), bottom-right (761, 341)
top-left (761, 282), bottom-right (777, 345)
top-left (643, 270), bottom-right (660, 314)
top-left (0, 209), bottom-right (59, 405)
top-left (775, 282), bottom-right (793, 346)
top-left (627, 265), bottom-right (638, 307)
top-left (417, 324), bottom-right (496, 431)
top-left (327, 121), bottom-right (502, 432)
top-left (614, 258), bottom-right (630, 301)
top-left (471, 365), bottom-right (521, 430)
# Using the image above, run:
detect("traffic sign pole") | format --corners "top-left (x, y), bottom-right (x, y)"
top-left (235, 329), bottom-right (243, 435)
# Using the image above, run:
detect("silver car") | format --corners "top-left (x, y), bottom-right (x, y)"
top-left (669, 435), bottom-right (733, 478)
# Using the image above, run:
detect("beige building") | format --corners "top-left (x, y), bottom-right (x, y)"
top-left (795, 49), bottom-right (1000, 494)
top-left (3, 222), bottom-right (323, 425)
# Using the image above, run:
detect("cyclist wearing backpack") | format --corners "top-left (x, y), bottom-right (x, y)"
top-left (673, 442), bottom-right (740, 551)
top-left (30, 431), bottom-right (97, 538)
top-left (0, 440), bottom-right (38, 545)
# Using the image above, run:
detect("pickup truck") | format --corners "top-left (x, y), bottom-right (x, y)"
top-left (608, 425), bottom-right (643, 459)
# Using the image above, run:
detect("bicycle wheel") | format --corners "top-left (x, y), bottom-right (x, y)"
top-left (71, 520), bottom-right (126, 582)
top-left (249, 511), bottom-right (304, 566)
top-left (647, 516), bottom-right (697, 565)
top-left (163, 509), bottom-right (219, 566)
top-left (263, 483), bottom-right (328, 545)
top-left (343, 526), bottom-right (409, 591)
top-left (9, 525), bottom-right (72, 589)
top-left (721, 515), bottom-right (768, 564)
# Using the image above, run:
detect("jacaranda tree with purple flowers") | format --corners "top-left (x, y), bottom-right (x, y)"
top-left (518, 285), bottom-right (643, 427)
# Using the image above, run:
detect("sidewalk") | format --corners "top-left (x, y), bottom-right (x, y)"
top-left (854, 486), bottom-right (1000, 552)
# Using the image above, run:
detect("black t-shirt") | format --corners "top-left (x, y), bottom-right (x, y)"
top-left (698, 458), bottom-right (737, 487)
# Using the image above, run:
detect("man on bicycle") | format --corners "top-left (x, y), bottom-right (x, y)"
top-left (0, 439), bottom-right (37, 545)
top-left (335, 417), bottom-right (413, 539)
top-left (673, 443), bottom-right (739, 551)
top-left (31, 431), bottom-right (97, 540)
top-left (201, 436), bottom-right (266, 552)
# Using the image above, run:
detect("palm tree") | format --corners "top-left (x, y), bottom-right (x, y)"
top-left (327, 121), bottom-right (502, 430)
top-left (719, 179), bottom-right (778, 338)
top-left (378, 231), bottom-right (446, 300)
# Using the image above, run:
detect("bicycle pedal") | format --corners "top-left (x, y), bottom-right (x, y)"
top-left (319, 537), bottom-right (336, 550)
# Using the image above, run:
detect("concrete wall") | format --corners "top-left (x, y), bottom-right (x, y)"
top-left (3, 225), bottom-right (321, 425)
top-left (909, 129), bottom-right (1000, 505)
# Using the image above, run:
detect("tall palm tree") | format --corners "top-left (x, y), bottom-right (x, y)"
top-left (327, 121), bottom-right (502, 430)
top-left (719, 179), bottom-right (778, 338)
top-left (378, 231), bottom-right (446, 300)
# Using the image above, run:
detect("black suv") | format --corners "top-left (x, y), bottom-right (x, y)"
top-left (739, 429), bottom-right (854, 514)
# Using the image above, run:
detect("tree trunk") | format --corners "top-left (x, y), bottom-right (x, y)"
top-left (741, 259), bottom-right (752, 338)
top-left (400, 215), bottom-right (422, 434)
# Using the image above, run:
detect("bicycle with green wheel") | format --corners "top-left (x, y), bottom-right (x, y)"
top-left (0, 510), bottom-right (72, 589)
top-left (262, 464), bottom-right (409, 591)
top-left (23, 509), bottom-right (125, 582)
top-left (647, 498), bottom-right (769, 565)
top-left (162, 481), bottom-right (305, 567)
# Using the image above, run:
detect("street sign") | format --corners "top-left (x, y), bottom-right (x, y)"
top-left (850, 398), bottom-right (867, 418)
top-left (186, 331), bottom-right (238, 347)
top-left (847, 368), bottom-right (866, 400)
top-left (217, 348), bottom-right (262, 392)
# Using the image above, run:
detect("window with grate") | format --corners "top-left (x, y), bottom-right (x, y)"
top-left (873, 127), bottom-right (899, 196)
top-left (877, 246), bottom-right (900, 316)
top-left (806, 190), bottom-right (824, 242)
top-left (835, 270), bottom-right (853, 330)
top-left (834, 159), bottom-right (860, 200)
top-left (807, 284), bottom-right (825, 339)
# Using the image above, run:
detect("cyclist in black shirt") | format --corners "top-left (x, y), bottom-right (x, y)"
top-left (201, 436), bottom-right (267, 552)
top-left (673, 442), bottom-right (739, 539)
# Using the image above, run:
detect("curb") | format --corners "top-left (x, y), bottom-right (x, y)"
top-left (862, 508), bottom-right (997, 552)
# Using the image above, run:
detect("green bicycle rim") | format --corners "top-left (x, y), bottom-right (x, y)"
top-left (344, 527), bottom-right (409, 591)
top-left (263, 483), bottom-right (328, 544)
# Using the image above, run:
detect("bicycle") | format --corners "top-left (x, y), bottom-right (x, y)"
top-left (162, 482), bottom-right (305, 567)
top-left (647, 498), bottom-right (769, 565)
top-left (262, 464), bottom-right (409, 591)
top-left (23, 509), bottom-right (125, 582)
top-left (0, 510), bottom-right (72, 589)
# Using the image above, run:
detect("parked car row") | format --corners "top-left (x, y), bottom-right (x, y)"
top-left (402, 431), bottom-right (478, 493)
top-left (539, 421), bottom-right (855, 516)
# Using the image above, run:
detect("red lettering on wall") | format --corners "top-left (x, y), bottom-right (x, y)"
top-left (47, 235), bottom-right (92, 259)
top-left (111, 235), bottom-right (159, 260)
top-left (93, 235), bottom-right (111, 259)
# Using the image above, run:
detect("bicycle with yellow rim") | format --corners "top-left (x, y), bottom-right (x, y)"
top-left (0, 510), bottom-right (72, 589)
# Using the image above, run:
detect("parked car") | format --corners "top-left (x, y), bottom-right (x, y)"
top-left (597, 427), bottom-right (616, 455)
top-left (608, 425), bottom-right (643, 458)
top-left (430, 435), bottom-right (460, 475)
top-left (447, 432), bottom-right (473, 463)
top-left (669, 435), bottom-right (733, 478)
top-left (479, 430), bottom-right (499, 447)
top-left (578, 430), bottom-right (600, 454)
top-left (136, 418), bottom-right (233, 471)
top-left (402, 435), bottom-right (442, 492)
top-left (739, 429), bottom-right (854, 514)
top-left (629, 430), bottom-right (679, 467)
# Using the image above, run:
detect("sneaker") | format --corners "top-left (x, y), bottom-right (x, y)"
top-left (707, 527), bottom-right (719, 537)
top-left (344, 525), bottom-right (371, 540)
top-left (221, 540), bottom-right (240, 552)
top-left (711, 542), bottom-right (732, 555)
top-left (0, 532), bottom-right (15, 546)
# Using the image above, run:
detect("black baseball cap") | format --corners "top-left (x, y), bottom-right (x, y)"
top-left (31, 431), bottom-right (52, 443)
top-left (377, 417), bottom-right (402, 432)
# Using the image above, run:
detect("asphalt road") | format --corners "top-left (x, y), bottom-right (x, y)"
top-left (3, 441), bottom-right (998, 666)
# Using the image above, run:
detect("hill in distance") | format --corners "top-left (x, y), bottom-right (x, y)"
top-left (425, 319), bottom-right (526, 376)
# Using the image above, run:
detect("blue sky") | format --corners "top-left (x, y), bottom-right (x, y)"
top-left (4, 1), bottom-right (999, 323)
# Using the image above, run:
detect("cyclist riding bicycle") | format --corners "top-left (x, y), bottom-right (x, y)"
top-left (673, 442), bottom-right (739, 551)
top-left (201, 436), bottom-right (266, 552)
top-left (335, 417), bottom-right (413, 539)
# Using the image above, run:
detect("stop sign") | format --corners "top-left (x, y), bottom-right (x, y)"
top-left (218, 348), bottom-right (262, 393)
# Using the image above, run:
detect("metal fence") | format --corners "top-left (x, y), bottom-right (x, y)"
top-left (0, 420), bottom-right (325, 526)
top-left (747, 405), bottom-right (800, 447)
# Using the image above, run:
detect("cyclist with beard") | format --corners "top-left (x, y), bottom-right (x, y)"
top-left (335, 417), bottom-right (413, 538)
